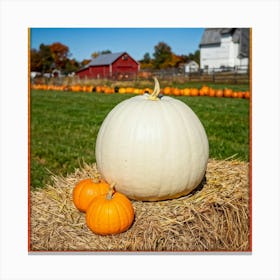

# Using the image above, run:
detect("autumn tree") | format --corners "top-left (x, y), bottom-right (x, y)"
top-left (91, 52), bottom-right (99, 58)
top-left (49, 42), bottom-right (70, 70)
top-left (30, 44), bottom-right (54, 73)
top-left (30, 48), bottom-right (42, 72)
top-left (81, 59), bottom-right (91, 66)
top-left (30, 42), bottom-right (76, 74)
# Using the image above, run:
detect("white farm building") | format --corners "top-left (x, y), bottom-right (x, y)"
top-left (184, 60), bottom-right (199, 73)
top-left (199, 28), bottom-right (250, 72)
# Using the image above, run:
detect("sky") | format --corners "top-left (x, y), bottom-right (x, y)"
top-left (30, 28), bottom-right (205, 62)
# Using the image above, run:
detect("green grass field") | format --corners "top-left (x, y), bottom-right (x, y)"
top-left (30, 89), bottom-right (250, 189)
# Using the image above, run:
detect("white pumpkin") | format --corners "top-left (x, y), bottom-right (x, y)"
top-left (95, 78), bottom-right (209, 201)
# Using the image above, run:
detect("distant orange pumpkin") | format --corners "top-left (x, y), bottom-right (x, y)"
top-left (182, 88), bottom-right (191, 96)
top-left (172, 87), bottom-right (181, 96)
top-left (163, 87), bottom-right (172, 95)
top-left (215, 89), bottom-right (224, 98)
top-left (190, 88), bottom-right (199, 96)
top-left (224, 88), bottom-right (233, 98)
top-left (244, 91), bottom-right (250, 99)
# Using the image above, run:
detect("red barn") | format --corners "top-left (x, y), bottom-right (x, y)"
top-left (76, 52), bottom-right (140, 79)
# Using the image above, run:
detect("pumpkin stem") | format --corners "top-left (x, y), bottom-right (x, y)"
top-left (92, 176), bottom-right (100, 184)
top-left (148, 77), bottom-right (161, 101)
top-left (106, 183), bottom-right (116, 200)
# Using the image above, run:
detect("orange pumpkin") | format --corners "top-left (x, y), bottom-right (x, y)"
top-left (190, 88), bottom-right (199, 96)
top-left (73, 178), bottom-right (109, 212)
top-left (200, 85), bottom-right (209, 96)
top-left (125, 87), bottom-right (134, 94)
top-left (104, 87), bottom-right (114, 94)
top-left (224, 88), bottom-right (233, 98)
top-left (244, 91), bottom-right (250, 99)
top-left (163, 87), bottom-right (172, 95)
top-left (118, 87), bottom-right (126, 94)
top-left (86, 86), bottom-right (94, 93)
top-left (237, 91), bottom-right (244, 98)
top-left (172, 87), bottom-right (181, 96)
top-left (215, 89), bottom-right (224, 98)
top-left (95, 86), bottom-right (103, 93)
top-left (182, 88), bottom-right (191, 96)
top-left (208, 88), bottom-right (216, 97)
top-left (86, 185), bottom-right (134, 235)
top-left (199, 89), bottom-right (205, 96)
top-left (133, 88), bottom-right (142, 95)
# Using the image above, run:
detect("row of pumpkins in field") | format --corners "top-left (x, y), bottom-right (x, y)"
top-left (31, 83), bottom-right (250, 99)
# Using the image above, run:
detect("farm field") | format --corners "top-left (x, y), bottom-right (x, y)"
top-left (30, 88), bottom-right (250, 190)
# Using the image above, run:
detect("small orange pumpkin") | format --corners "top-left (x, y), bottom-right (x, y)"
top-left (244, 91), bottom-right (250, 99)
top-left (163, 87), bottom-right (172, 95)
top-left (215, 89), bottom-right (224, 98)
top-left (125, 87), bottom-right (134, 94)
top-left (236, 91), bottom-right (244, 98)
top-left (199, 85), bottom-right (209, 96)
top-left (224, 88), bottom-right (233, 98)
top-left (104, 87), bottom-right (114, 94)
top-left (208, 88), bottom-right (216, 97)
top-left (190, 88), bottom-right (199, 96)
top-left (86, 185), bottom-right (134, 235)
top-left (232, 91), bottom-right (239, 98)
top-left (182, 88), bottom-right (191, 96)
top-left (133, 88), bottom-right (142, 95)
top-left (172, 87), bottom-right (181, 96)
top-left (118, 87), bottom-right (126, 94)
top-left (72, 178), bottom-right (109, 212)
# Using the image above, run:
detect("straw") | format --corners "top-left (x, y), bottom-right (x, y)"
top-left (30, 158), bottom-right (250, 251)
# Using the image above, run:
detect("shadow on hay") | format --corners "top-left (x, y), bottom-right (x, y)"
top-left (189, 174), bottom-right (207, 196)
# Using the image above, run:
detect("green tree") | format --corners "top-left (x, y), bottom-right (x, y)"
top-left (188, 50), bottom-right (200, 65)
top-left (39, 44), bottom-right (54, 73)
top-left (64, 58), bottom-right (80, 74)
top-left (143, 52), bottom-right (151, 64)
top-left (101, 50), bottom-right (112, 55)
top-left (153, 42), bottom-right (172, 69)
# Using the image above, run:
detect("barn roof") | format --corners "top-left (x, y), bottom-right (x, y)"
top-left (199, 28), bottom-right (250, 57)
top-left (199, 28), bottom-right (223, 46)
top-left (86, 52), bottom-right (126, 67)
top-left (185, 60), bottom-right (199, 66)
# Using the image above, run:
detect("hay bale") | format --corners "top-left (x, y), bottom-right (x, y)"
top-left (30, 159), bottom-right (250, 252)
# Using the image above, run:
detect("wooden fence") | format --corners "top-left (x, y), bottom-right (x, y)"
top-left (186, 71), bottom-right (249, 84)
top-left (139, 66), bottom-right (250, 84)
top-left (31, 66), bottom-right (250, 85)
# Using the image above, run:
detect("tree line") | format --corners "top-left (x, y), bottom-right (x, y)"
top-left (30, 41), bottom-right (200, 75)
top-left (140, 42), bottom-right (200, 70)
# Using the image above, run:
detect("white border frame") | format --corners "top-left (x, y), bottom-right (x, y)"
top-left (1, 0), bottom-right (280, 279)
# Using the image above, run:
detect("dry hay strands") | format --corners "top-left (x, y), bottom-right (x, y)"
top-left (30, 159), bottom-right (250, 252)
